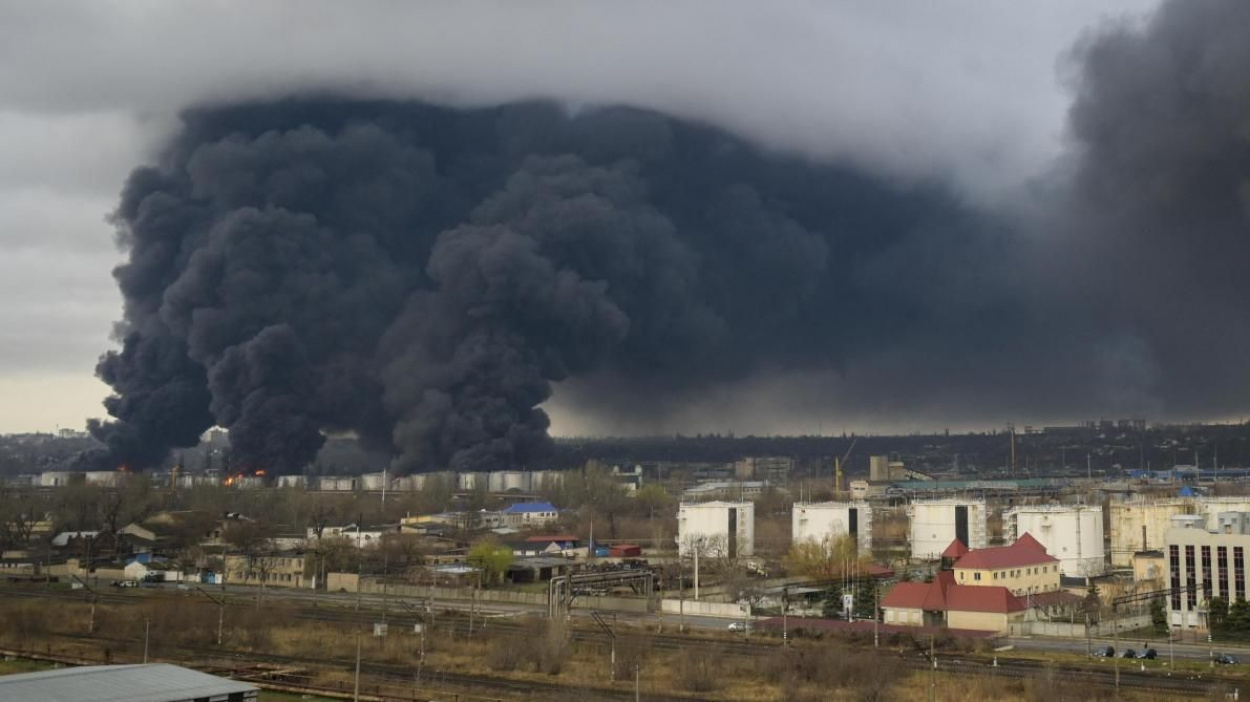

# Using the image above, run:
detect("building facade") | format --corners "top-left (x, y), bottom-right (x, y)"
top-left (1164, 513), bottom-right (1250, 629)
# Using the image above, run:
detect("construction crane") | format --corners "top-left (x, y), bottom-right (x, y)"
top-left (835, 437), bottom-right (858, 497)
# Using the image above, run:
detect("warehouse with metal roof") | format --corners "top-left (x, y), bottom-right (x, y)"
top-left (0, 663), bottom-right (257, 702)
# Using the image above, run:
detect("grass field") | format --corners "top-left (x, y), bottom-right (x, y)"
top-left (0, 658), bottom-right (55, 675)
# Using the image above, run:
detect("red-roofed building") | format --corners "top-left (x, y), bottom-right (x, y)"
top-left (881, 570), bottom-right (1029, 632)
top-left (952, 532), bottom-right (1061, 596)
top-left (880, 534), bottom-right (1064, 633)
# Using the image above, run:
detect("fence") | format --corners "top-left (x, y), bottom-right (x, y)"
top-left (341, 578), bottom-right (654, 613)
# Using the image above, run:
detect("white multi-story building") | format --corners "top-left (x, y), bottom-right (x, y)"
top-left (1005, 504), bottom-right (1106, 577)
top-left (907, 498), bottom-right (988, 560)
top-left (677, 501), bottom-right (755, 558)
top-left (1165, 512), bottom-right (1250, 629)
top-left (792, 501), bottom-right (872, 553)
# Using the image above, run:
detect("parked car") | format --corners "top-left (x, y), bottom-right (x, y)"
top-left (727, 622), bottom-right (751, 632)
top-left (1215, 653), bottom-right (1240, 665)
top-left (1135, 649), bottom-right (1157, 660)
top-left (1120, 649), bottom-right (1137, 659)
top-left (1091, 646), bottom-right (1115, 658)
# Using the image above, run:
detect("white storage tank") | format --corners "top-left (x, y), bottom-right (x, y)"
top-left (276, 475), bottom-right (308, 489)
top-left (792, 501), bottom-right (873, 553)
top-left (457, 472), bottom-right (488, 491)
top-left (677, 501), bottom-right (755, 558)
top-left (1109, 497), bottom-right (1193, 567)
top-left (487, 471), bottom-right (506, 493)
top-left (1005, 504), bottom-right (1106, 577)
top-left (85, 471), bottom-right (123, 487)
top-left (530, 470), bottom-right (563, 490)
top-left (907, 498), bottom-right (988, 560)
top-left (361, 472), bottom-right (388, 491)
top-left (39, 471), bottom-right (73, 487)
top-left (391, 474), bottom-right (424, 492)
top-left (318, 476), bottom-right (358, 491)
top-left (500, 471), bottom-right (530, 493)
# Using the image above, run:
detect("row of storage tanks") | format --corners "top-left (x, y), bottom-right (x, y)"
top-left (262, 470), bottom-right (566, 493)
top-left (685, 496), bottom-right (1250, 577)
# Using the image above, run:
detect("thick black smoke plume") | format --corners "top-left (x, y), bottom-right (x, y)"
top-left (85, 0), bottom-right (1250, 472)
top-left (84, 99), bottom-right (1009, 472)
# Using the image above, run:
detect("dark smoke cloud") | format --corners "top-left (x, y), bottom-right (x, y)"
top-left (85, 0), bottom-right (1250, 470)
top-left (86, 99), bottom-right (1013, 472)
top-left (1057, 0), bottom-right (1250, 421)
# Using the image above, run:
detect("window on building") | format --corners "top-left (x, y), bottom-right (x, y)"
top-left (1219, 546), bottom-right (1229, 600)
top-left (974, 572), bottom-right (981, 581)
top-left (1202, 546), bottom-right (1212, 602)
top-left (1170, 545), bottom-right (1181, 611)
top-left (1236, 547), bottom-right (1245, 601)
top-left (1186, 545), bottom-right (1197, 610)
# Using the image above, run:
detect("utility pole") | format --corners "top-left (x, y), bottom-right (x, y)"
top-left (874, 585), bottom-right (880, 649)
top-left (634, 664), bottom-right (640, 702)
top-left (353, 629), bottom-right (362, 702)
top-left (1084, 614), bottom-right (1091, 658)
top-left (781, 586), bottom-right (788, 647)
top-left (195, 587), bottom-right (227, 646)
top-left (929, 634), bottom-right (936, 702)
top-left (72, 575), bottom-right (97, 635)
top-left (1113, 607), bottom-right (1120, 693)
top-left (143, 617), bottom-right (150, 664)
top-left (678, 568), bottom-right (686, 634)
top-left (591, 611), bottom-right (617, 682)
top-left (693, 544), bottom-right (700, 601)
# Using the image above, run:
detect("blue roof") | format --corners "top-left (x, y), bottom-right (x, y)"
top-left (502, 502), bottom-right (557, 513)
top-left (1179, 486), bottom-right (1196, 497)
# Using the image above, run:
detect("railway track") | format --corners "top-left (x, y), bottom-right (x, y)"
top-left (0, 585), bottom-right (1233, 697)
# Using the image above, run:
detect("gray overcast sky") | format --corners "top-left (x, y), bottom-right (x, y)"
top-left (0, 0), bottom-right (1157, 434)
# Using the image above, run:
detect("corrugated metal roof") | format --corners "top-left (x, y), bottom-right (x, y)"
top-left (0, 663), bottom-right (256, 702)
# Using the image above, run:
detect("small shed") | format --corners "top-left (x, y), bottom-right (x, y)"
top-left (609, 544), bottom-right (642, 558)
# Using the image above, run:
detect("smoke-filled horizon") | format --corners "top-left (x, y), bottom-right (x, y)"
top-left (79, 0), bottom-right (1250, 473)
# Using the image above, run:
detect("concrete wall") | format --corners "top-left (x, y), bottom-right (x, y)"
top-left (1010, 614), bottom-right (1151, 638)
top-left (659, 599), bottom-right (748, 618)
top-left (327, 572), bottom-right (359, 592)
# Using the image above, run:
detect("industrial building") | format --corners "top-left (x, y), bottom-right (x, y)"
top-left (907, 498), bottom-right (988, 560)
top-left (1165, 511), bottom-right (1250, 629)
top-left (677, 501), bottom-right (755, 558)
top-left (0, 663), bottom-right (258, 702)
top-left (881, 534), bottom-right (1068, 633)
top-left (792, 501), bottom-right (872, 553)
top-left (1109, 497), bottom-right (1193, 568)
top-left (1005, 504), bottom-right (1106, 577)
